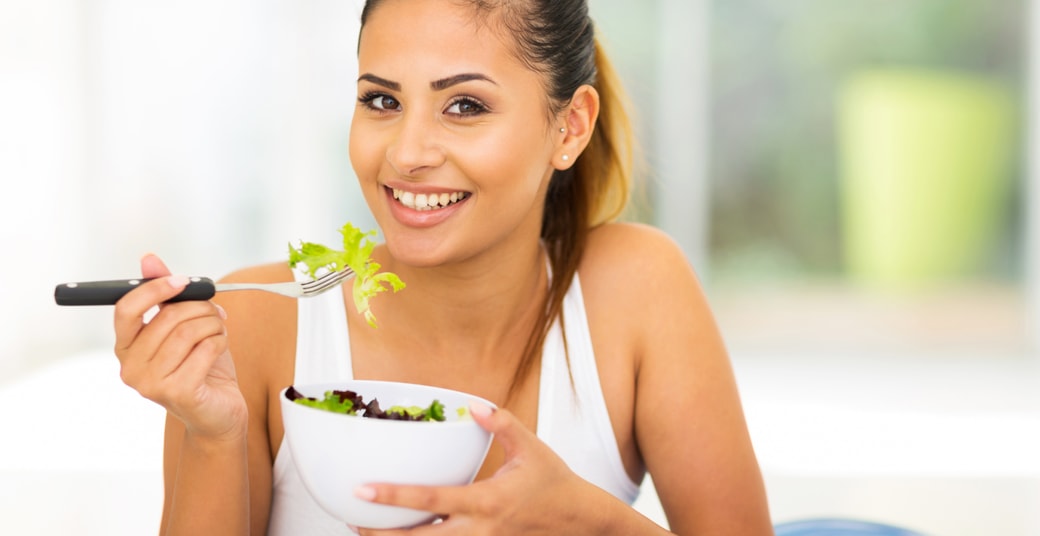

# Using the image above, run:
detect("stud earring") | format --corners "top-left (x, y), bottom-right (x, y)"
top-left (561, 154), bottom-right (570, 161)
top-left (559, 128), bottom-right (566, 133)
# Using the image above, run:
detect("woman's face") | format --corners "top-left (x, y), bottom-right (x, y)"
top-left (350, 0), bottom-right (561, 268)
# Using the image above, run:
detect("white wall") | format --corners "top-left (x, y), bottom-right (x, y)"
top-left (0, 0), bottom-right (372, 380)
top-left (736, 354), bottom-right (1040, 535)
top-left (1, 0), bottom-right (91, 373)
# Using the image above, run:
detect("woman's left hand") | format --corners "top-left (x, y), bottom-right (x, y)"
top-left (353, 403), bottom-right (610, 535)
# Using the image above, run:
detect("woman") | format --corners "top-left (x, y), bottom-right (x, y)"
top-left (113, 0), bottom-right (773, 534)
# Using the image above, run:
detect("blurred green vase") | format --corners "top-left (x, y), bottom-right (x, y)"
top-left (839, 68), bottom-right (1016, 288)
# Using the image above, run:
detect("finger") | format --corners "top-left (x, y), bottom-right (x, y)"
top-left (151, 312), bottom-right (228, 381)
top-left (131, 300), bottom-right (225, 363)
top-left (355, 519), bottom-right (449, 536)
top-left (158, 331), bottom-right (230, 414)
top-left (355, 482), bottom-right (490, 520)
top-left (113, 274), bottom-right (192, 353)
top-left (140, 253), bottom-right (171, 279)
top-left (113, 253), bottom-right (175, 350)
top-left (355, 525), bottom-right (406, 536)
top-left (139, 253), bottom-right (175, 322)
top-left (165, 325), bottom-right (229, 387)
top-left (354, 514), bottom-right (457, 536)
top-left (118, 304), bottom-right (226, 395)
top-left (115, 299), bottom-right (218, 378)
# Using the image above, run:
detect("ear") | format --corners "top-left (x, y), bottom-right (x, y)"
top-left (552, 84), bottom-right (600, 170)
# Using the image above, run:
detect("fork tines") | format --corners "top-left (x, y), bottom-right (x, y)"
top-left (302, 268), bottom-right (355, 293)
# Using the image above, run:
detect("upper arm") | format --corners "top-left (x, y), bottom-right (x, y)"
top-left (586, 223), bottom-right (772, 534)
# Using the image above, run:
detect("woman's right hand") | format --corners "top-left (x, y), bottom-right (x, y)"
top-left (113, 254), bottom-right (247, 441)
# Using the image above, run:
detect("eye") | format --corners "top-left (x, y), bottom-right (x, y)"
top-left (445, 97), bottom-right (488, 117)
top-left (359, 92), bottom-right (401, 112)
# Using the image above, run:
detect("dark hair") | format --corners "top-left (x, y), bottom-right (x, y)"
top-left (360, 0), bottom-right (635, 401)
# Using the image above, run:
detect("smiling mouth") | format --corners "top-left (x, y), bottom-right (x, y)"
top-left (391, 188), bottom-right (471, 211)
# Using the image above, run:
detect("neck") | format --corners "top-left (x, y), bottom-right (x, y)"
top-left (369, 238), bottom-right (548, 368)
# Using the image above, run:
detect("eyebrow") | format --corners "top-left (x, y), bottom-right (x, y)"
top-left (358, 73), bottom-right (400, 91)
top-left (430, 73), bottom-right (497, 91)
top-left (357, 72), bottom-right (497, 92)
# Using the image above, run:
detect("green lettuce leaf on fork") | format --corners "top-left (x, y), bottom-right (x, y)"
top-left (288, 222), bottom-right (405, 327)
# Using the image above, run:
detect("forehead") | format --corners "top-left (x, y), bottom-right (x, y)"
top-left (358, 0), bottom-right (523, 77)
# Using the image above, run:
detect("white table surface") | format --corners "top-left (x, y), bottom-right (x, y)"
top-left (6, 350), bottom-right (1040, 535)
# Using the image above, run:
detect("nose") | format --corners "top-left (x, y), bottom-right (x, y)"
top-left (386, 110), bottom-right (445, 177)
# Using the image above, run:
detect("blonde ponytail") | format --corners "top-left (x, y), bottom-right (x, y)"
top-left (578, 35), bottom-right (636, 227)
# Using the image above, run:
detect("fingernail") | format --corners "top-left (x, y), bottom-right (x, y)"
top-left (354, 485), bottom-right (376, 501)
top-left (168, 275), bottom-right (190, 289)
top-left (469, 401), bottom-right (493, 418)
top-left (215, 304), bottom-right (228, 319)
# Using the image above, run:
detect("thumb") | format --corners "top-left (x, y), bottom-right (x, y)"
top-left (469, 403), bottom-right (532, 461)
top-left (140, 253), bottom-right (172, 279)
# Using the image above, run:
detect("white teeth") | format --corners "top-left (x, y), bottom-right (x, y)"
top-left (391, 188), bottom-right (468, 211)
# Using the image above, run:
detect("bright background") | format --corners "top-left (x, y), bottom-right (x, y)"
top-left (3, 0), bottom-right (1040, 534)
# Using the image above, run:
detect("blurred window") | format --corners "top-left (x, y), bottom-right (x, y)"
top-left (593, 0), bottom-right (1033, 358)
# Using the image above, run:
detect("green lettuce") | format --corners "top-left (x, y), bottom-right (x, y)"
top-left (288, 222), bottom-right (405, 327)
top-left (293, 391), bottom-right (357, 414)
top-left (286, 387), bottom-right (449, 421)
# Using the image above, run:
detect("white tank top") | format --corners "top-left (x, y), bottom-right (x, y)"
top-left (267, 273), bottom-right (642, 535)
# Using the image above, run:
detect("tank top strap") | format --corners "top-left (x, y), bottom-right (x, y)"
top-left (536, 272), bottom-right (642, 503)
top-left (292, 269), bottom-right (354, 384)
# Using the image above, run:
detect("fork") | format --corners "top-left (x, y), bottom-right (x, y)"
top-left (54, 267), bottom-right (355, 306)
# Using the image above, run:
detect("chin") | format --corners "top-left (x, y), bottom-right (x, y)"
top-left (381, 231), bottom-right (453, 269)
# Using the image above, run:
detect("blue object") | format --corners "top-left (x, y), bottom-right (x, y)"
top-left (774, 518), bottom-right (928, 536)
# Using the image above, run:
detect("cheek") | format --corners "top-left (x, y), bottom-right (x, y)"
top-left (466, 130), bottom-right (553, 191)
top-left (348, 122), bottom-right (382, 179)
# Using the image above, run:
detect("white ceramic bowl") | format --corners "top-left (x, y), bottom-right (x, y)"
top-left (279, 380), bottom-right (495, 529)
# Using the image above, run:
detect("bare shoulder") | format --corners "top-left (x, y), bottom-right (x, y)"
top-left (212, 261), bottom-right (298, 396)
top-left (219, 261), bottom-right (296, 285)
top-left (214, 260), bottom-right (297, 343)
top-left (579, 221), bottom-right (715, 373)
top-left (215, 261), bottom-right (298, 336)
top-left (579, 221), bottom-right (722, 383)
top-left (580, 222), bottom-right (700, 304)
top-left (584, 221), bottom-right (690, 265)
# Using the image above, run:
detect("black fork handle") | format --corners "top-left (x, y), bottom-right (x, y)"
top-left (54, 277), bottom-right (217, 306)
